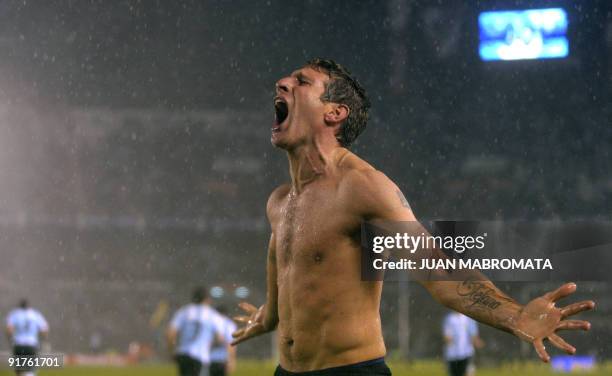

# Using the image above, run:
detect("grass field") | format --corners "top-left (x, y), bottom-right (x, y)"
top-left (0, 360), bottom-right (609, 376)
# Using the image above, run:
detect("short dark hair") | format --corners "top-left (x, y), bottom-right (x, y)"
top-left (19, 299), bottom-right (28, 309)
top-left (191, 286), bottom-right (208, 303)
top-left (306, 58), bottom-right (370, 147)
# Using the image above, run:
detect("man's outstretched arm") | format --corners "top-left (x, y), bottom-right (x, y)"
top-left (352, 169), bottom-right (595, 362)
top-left (423, 279), bottom-right (593, 362)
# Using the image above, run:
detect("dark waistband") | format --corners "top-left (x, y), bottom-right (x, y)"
top-left (277, 357), bottom-right (386, 375)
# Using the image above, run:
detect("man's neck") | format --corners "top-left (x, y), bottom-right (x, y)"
top-left (287, 140), bottom-right (346, 193)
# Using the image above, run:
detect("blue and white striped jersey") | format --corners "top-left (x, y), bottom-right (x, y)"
top-left (170, 304), bottom-right (225, 364)
top-left (6, 308), bottom-right (49, 347)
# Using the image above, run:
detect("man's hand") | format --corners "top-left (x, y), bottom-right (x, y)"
top-left (231, 302), bottom-right (271, 346)
top-left (512, 283), bottom-right (595, 362)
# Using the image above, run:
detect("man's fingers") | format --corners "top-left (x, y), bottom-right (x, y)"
top-left (233, 315), bottom-right (251, 324)
top-left (557, 320), bottom-right (591, 331)
top-left (230, 324), bottom-right (263, 346)
top-left (230, 303), bottom-right (267, 347)
top-left (231, 334), bottom-right (249, 346)
top-left (231, 327), bottom-right (245, 338)
top-left (545, 283), bottom-right (576, 302)
top-left (548, 334), bottom-right (576, 355)
top-left (561, 300), bottom-right (595, 318)
top-left (238, 302), bottom-right (258, 314)
top-left (533, 339), bottom-right (550, 363)
top-left (231, 335), bottom-right (248, 346)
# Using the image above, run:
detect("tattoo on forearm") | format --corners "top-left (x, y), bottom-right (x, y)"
top-left (396, 190), bottom-right (412, 210)
top-left (456, 280), bottom-right (502, 310)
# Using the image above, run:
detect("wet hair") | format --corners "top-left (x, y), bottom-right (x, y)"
top-left (19, 299), bottom-right (28, 309)
top-left (191, 286), bottom-right (208, 303)
top-left (306, 58), bottom-right (370, 148)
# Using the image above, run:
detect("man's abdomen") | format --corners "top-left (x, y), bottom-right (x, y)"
top-left (277, 266), bottom-right (385, 372)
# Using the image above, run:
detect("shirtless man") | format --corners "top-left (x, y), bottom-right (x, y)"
top-left (231, 58), bottom-right (595, 375)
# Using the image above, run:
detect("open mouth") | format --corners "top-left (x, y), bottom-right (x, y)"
top-left (273, 99), bottom-right (289, 131)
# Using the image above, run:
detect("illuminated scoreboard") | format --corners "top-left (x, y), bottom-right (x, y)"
top-left (479, 8), bottom-right (569, 61)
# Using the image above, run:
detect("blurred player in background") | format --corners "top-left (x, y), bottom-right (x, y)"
top-left (210, 306), bottom-right (237, 376)
top-left (443, 311), bottom-right (484, 376)
top-left (167, 287), bottom-right (227, 376)
top-left (5, 299), bottom-right (49, 376)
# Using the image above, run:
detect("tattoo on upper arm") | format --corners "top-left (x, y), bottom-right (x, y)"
top-left (396, 190), bottom-right (412, 210)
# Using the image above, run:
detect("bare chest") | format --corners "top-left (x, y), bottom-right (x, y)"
top-left (273, 187), bottom-right (357, 267)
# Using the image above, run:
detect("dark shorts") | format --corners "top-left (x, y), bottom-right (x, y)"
top-left (447, 357), bottom-right (471, 376)
top-left (175, 354), bottom-right (203, 376)
top-left (274, 358), bottom-right (391, 376)
top-left (12, 345), bottom-right (38, 372)
top-left (210, 362), bottom-right (227, 376)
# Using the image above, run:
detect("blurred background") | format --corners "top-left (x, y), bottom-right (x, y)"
top-left (0, 0), bottom-right (610, 374)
